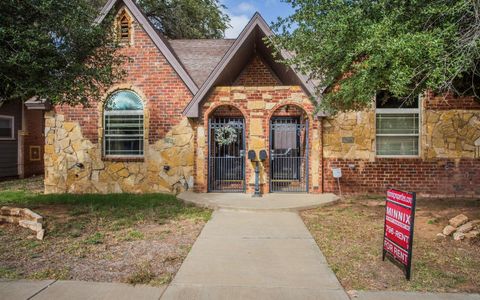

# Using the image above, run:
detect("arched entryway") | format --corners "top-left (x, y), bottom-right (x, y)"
top-left (208, 105), bottom-right (246, 192)
top-left (269, 104), bottom-right (309, 192)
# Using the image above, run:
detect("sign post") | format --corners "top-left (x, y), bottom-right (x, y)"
top-left (332, 168), bottom-right (342, 198)
top-left (382, 189), bottom-right (416, 280)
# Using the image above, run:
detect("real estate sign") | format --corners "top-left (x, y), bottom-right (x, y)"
top-left (382, 189), bottom-right (416, 280)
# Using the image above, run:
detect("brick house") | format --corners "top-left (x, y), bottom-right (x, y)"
top-left (43, 0), bottom-right (480, 197)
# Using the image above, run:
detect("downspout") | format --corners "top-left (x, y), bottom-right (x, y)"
top-left (320, 117), bottom-right (324, 193)
top-left (17, 101), bottom-right (26, 178)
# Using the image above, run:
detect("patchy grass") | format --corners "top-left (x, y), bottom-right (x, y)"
top-left (126, 261), bottom-right (156, 285)
top-left (302, 196), bottom-right (480, 293)
top-left (0, 177), bottom-right (211, 285)
top-left (0, 267), bottom-right (20, 279)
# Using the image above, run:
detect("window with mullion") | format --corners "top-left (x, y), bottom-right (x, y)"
top-left (103, 91), bottom-right (144, 157)
top-left (375, 92), bottom-right (420, 156)
top-left (0, 116), bottom-right (14, 140)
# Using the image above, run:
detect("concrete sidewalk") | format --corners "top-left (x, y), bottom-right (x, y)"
top-left (355, 291), bottom-right (480, 300)
top-left (0, 279), bottom-right (166, 300)
top-left (161, 209), bottom-right (349, 300)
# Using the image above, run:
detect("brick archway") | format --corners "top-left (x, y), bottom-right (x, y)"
top-left (206, 104), bottom-right (247, 192)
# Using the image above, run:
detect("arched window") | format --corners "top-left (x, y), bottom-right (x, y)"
top-left (104, 90), bottom-right (144, 157)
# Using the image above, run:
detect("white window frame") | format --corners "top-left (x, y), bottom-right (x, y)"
top-left (375, 96), bottom-right (421, 158)
top-left (103, 92), bottom-right (144, 158)
top-left (0, 115), bottom-right (15, 140)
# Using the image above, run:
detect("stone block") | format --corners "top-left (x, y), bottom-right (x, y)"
top-left (449, 214), bottom-right (469, 228)
top-left (457, 222), bottom-right (474, 233)
top-left (19, 220), bottom-right (42, 232)
top-left (108, 162), bottom-right (125, 174)
top-left (442, 225), bottom-right (456, 236)
top-left (63, 122), bottom-right (76, 132)
top-left (465, 230), bottom-right (479, 239)
top-left (250, 118), bottom-right (264, 136)
top-left (117, 168), bottom-right (130, 178)
top-left (36, 229), bottom-right (45, 240)
top-left (453, 232), bottom-right (466, 241)
top-left (247, 101), bottom-right (265, 110)
top-left (233, 93), bottom-right (246, 100)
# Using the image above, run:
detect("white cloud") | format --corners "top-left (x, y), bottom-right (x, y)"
top-left (225, 14), bottom-right (249, 38)
top-left (237, 2), bottom-right (255, 13)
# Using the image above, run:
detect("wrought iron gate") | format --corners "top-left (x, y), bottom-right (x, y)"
top-left (208, 117), bottom-right (246, 192)
top-left (270, 117), bottom-right (309, 192)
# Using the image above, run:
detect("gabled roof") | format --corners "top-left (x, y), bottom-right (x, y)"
top-left (95, 0), bottom-right (199, 95)
top-left (169, 39), bottom-right (235, 87)
top-left (182, 12), bottom-right (318, 118)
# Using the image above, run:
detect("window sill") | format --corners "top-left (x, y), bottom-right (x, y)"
top-left (102, 156), bottom-right (144, 162)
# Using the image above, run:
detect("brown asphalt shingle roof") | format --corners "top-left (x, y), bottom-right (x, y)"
top-left (169, 39), bottom-right (235, 87)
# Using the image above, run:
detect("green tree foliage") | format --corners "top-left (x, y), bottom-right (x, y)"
top-left (0, 0), bottom-right (124, 105)
top-left (137, 0), bottom-right (230, 39)
top-left (271, 0), bottom-right (480, 113)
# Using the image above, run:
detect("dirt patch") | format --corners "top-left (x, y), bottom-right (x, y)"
top-left (301, 196), bottom-right (480, 293)
top-left (0, 207), bottom-right (206, 284)
top-left (0, 179), bottom-right (211, 285)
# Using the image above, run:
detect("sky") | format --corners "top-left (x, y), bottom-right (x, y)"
top-left (221, 0), bottom-right (294, 38)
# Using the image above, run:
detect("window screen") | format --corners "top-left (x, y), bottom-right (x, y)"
top-left (375, 92), bottom-right (420, 156)
top-left (104, 91), bottom-right (144, 157)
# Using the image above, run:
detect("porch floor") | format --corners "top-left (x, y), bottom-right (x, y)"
top-left (177, 191), bottom-right (339, 211)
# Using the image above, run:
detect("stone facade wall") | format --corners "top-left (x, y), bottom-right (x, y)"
top-left (323, 94), bottom-right (480, 196)
top-left (323, 110), bottom-right (375, 160)
top-left (44, 4), bottom-right (195, 194)
top-left (44, 112), bottom-right (194, 194)
top-left (195, 86), bottom-right (322, 193)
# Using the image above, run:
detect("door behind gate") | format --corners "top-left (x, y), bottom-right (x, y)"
top-left (208, 117), bottom-right (246, 192)
top-left (270, 117), bottom-right (308, 192)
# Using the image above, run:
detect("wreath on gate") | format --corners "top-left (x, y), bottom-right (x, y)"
top-left (215, 125), bottom-right (238, 146)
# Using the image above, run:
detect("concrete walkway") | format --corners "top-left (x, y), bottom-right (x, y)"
top-left (0, 279), bottom-right (166, 300)
top-left (177, 191), bottom-right (339, 211)
top-left (161, 209), bottom-right (349, 300)
top-left (356, 291), bottom-right (480, 300)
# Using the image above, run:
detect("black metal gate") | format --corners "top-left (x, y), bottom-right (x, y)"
top-left (270, 117), bottom-right (309, 192)
top-left (208, 117), bottom-right (246, 192)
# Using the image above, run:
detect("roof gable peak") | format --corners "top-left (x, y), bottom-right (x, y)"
top-left (94, 0), bottom-right (199, 94)
top-left (182, 12), bottom-right (318, 118)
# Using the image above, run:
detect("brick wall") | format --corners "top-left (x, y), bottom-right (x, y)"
top-left (55, 5), bottom-right (192, 144)
top-left (324, 158), bottom-right (480, 197)
top-left (233, 55), bottom-right (281, 86)
top-left (424, 91), bottom-right (480, 110)
top-left (195, 86), bottom-right (322, 194)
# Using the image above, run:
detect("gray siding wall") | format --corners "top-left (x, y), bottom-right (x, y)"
top-left (0, 100), bottom-right (21, 178)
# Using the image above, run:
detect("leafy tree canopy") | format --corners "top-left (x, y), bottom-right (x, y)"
top-left (271, 0), bottom-right (480, 113)
top-left (0, 0), bottom-right (230, 105)
top-left (137, 0), bottom-right (230, 39)
top-left (0, 0), bottom-right (125, 105)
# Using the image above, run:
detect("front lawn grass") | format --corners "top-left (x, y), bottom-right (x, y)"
top-left (0, 178), bottom-right (211, 285)
top-left (302, 196), bottom-right (480, 293)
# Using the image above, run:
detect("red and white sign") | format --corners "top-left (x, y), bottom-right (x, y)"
top-left (384, 238), bottom-right (409, 265)
top-left (383, 189), bottom-right (416, 280)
